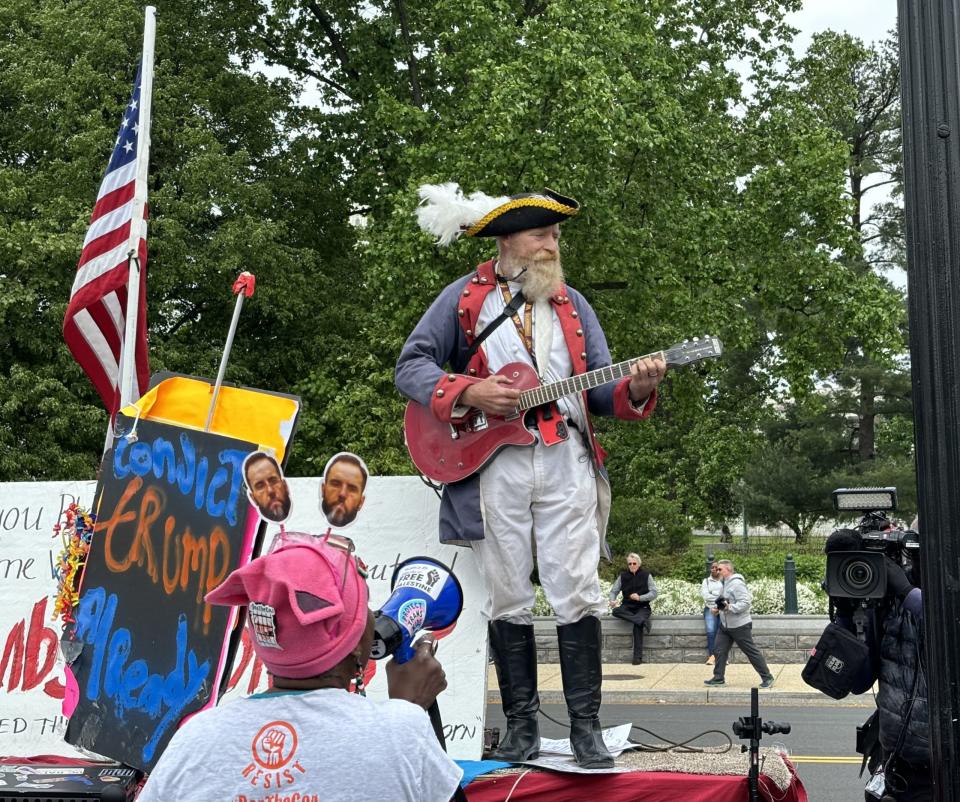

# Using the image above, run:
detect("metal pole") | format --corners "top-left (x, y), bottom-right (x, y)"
top-left (118, 7), bottom-right (156, 411)
top-left (783, 554), bottom-right (797, 615)
top-left (899, 0), bottom-right (960, 796)
top-left (205, 272), bottom-right (256, 432)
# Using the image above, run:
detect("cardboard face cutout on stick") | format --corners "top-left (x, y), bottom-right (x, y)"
top-left (319, 452), bottom-right (369, 529)
top-left (243, 451), bottom-right (292, 525)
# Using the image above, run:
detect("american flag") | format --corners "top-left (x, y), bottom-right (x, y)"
top-left (63, 63), bottom-right (150, 415)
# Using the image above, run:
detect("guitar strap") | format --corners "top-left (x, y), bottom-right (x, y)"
top-left (463, 289), bottom-right (527, 364)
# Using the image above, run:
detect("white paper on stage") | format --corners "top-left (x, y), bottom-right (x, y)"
top-left (523, 724), bottom-right (638, 774)
top-left (0, 477), bottom-right (488, 761)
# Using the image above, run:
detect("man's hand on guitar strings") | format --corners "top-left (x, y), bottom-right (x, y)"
top-left (628, 356), bottom-right (667, 403)
top-left (459, 374), bottom-right (523, 416)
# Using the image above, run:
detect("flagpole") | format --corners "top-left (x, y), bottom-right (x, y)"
top-left (117, 6), bottom-right (156, 412)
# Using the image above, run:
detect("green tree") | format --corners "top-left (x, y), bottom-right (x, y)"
top-left (2, 0), bottom-right (910, 535)
top-left (795, 31), bottom-right (911, 463)
top-left (735, 32), bottom-right (913, 541)
top-left (250, 0), bottom-right (895, 513)
top-left (0, 0), bottom-right (336, 479)
top-left (739, 402), bottom-right (850, 541)
top-left (739, 396), bottom-right (917, 541)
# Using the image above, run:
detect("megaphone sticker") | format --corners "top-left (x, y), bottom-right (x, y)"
top-left (371, 557), bottom-right (464, 663)
top-left (394, 564), bottom-right (449, 600)
top-left (397, 599), bottom-right (428, 636)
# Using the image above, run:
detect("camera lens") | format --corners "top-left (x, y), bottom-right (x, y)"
top-left (842, 559), bottom-right (875, 591)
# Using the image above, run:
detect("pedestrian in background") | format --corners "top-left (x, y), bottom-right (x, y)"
top-left (700, 560), bottom-right (724, 665)
top-left (608, 553), bottom-right (658, 664)
top-left (704, 559), bottom-right (775, 688)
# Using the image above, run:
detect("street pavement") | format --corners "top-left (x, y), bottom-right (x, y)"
top-left (487, 660), bottom-right (877, 707)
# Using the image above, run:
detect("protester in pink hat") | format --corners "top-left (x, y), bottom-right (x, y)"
top-left (138, 534), bottom-right (463, 802)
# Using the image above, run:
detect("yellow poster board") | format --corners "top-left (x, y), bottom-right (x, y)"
top-left (121, 375), bottom-right (299, 463)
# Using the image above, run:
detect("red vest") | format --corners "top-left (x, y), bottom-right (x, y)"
top-left (454, 259), bottom-right (590, 379)
top-left (449, 258), bottom-right (608, 466)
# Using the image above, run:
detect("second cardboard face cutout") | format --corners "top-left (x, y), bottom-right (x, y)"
top-left (320, 452), bottom-right (368, 529)
top-left (244, 451), bottom-right (292, 524)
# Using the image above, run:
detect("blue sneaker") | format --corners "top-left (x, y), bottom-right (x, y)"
top-left (759, 677), bottom-right (775, 689)
top-left (703, 677), bottom-right (725, 686)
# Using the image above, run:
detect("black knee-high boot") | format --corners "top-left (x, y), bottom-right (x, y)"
top-left (488, 621), bottom-right (540, 761)
top-left (557, 616), bottom-right (615, 769)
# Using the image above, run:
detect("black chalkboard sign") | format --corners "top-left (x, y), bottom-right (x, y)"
top-left (64, 415), bottom-right (260, 772)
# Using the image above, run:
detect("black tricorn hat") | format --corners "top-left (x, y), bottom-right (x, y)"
top-left (415, 183), bottom-right (579, 246)
top-left (464, 189), bottom-right (579, 238)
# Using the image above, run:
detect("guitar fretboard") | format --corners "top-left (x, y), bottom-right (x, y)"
top-left (518, 352), bottom-right (663, 410)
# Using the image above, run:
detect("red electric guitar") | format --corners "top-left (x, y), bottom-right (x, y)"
top-left (404, 336), bottom-right (722, 484)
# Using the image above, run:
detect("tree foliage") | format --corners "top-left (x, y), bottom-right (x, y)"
top-left (736, 30), bottom-right (913, 541)
top-left (2, 0), bottom-right (910, 555)
top-left (1, 0), bottom-right (328, 478)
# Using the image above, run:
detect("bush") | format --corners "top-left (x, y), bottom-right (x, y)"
top-left (605, 496), bottom-right (692, 577)
top-left (533, 577), bottom-right (828, 616)
top-left (672, 548), bottom-right (716, 583)
top-left (666, 545), bottom-right (826, 585)
top-left (748, 577), bottom-right (826, 615)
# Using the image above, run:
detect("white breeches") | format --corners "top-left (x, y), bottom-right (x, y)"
top-left (471, 433), bottom-right (605, 626)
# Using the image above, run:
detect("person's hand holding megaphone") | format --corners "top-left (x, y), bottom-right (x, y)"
top-left (386, 634), bottom-right (448, 710)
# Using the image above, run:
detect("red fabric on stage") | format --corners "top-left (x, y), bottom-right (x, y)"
top-left (0, 756), bottom-right (102, 766)
top-left (464, 760), bottom-right (807, 802)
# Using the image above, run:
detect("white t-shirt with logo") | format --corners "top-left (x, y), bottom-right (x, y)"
top-left (137, 688), bottom-right (463, 802)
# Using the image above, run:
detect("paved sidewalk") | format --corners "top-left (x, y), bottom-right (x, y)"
top-left (487, 662), bottom-right (877, 707)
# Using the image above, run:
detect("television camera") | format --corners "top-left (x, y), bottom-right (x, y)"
top-left (804, 488), bottom-right (927, 794)
top-left (824, 487), bottom-right (919, 601)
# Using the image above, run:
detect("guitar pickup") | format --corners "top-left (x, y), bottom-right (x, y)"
top-left (467, 410), bottom-right (489, 431)
top-left (449, 410), bottom-right (489, 439)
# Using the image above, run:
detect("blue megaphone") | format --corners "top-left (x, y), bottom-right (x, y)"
top-left (370, 556), bottom-right (463, 664)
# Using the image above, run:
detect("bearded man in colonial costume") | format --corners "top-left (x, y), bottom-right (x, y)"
top-left (395, 183), bottom-right (666, 768)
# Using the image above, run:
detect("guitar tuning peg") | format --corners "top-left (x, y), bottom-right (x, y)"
top-left (683, 338), bottom-right (689, 344)
top-left (693, 336), bottom-right (700, 341)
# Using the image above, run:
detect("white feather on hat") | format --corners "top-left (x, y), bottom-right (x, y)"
top-left (415, 182), bottom-right (510, 246)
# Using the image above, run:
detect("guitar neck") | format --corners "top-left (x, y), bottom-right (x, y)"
top-left (518, 352), bottom-right (663, 411)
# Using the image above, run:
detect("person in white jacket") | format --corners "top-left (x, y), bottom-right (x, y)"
top-left (703, 560), bottom-right (775, 689)
top-left (699, 561), bottom-right (724, 665)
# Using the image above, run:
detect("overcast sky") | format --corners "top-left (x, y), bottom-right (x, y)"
top-left (787, 0), bottom-right (898, 52)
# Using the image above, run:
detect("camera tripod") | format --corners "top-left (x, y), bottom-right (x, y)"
top-left (732, 687), bottom-right (792, 802)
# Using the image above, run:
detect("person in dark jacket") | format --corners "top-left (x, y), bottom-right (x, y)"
top-left (835, 555), bottom-right (927, 801)
top-left (872, 599), bottom-right (928, 801)
top-left (608, 553), bottom-right (658, 664)
top-left (822, 516), bottom-right (928, 801)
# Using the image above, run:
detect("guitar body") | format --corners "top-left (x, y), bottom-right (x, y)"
top-left (403, 336), bottom-right (723, 484)
top-left (404, 362), bottom-right (543, 484)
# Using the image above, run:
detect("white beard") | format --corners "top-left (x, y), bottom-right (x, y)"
top-left (500, 253), bottom-right (564, 302)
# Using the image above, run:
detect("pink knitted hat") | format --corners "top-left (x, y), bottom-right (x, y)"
top-left (205, 539), bottom-right (369, 679)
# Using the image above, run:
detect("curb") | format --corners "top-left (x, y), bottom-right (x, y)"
top-left (488, 690), bottom-right (875, 707)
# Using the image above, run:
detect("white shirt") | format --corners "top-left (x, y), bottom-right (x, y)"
top-left (138, 688), bottom-right (462, 802)
top-left (700, 575), bottom-right (724, 606)
top-left (475, 280), bottom-right (586, 432)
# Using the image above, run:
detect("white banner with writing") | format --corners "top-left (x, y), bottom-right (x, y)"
top-left (0, 478), bottom-right (488, 762)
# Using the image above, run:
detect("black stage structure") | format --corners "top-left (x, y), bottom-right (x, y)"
top-left (899, 0), bottom-right (960, 797)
